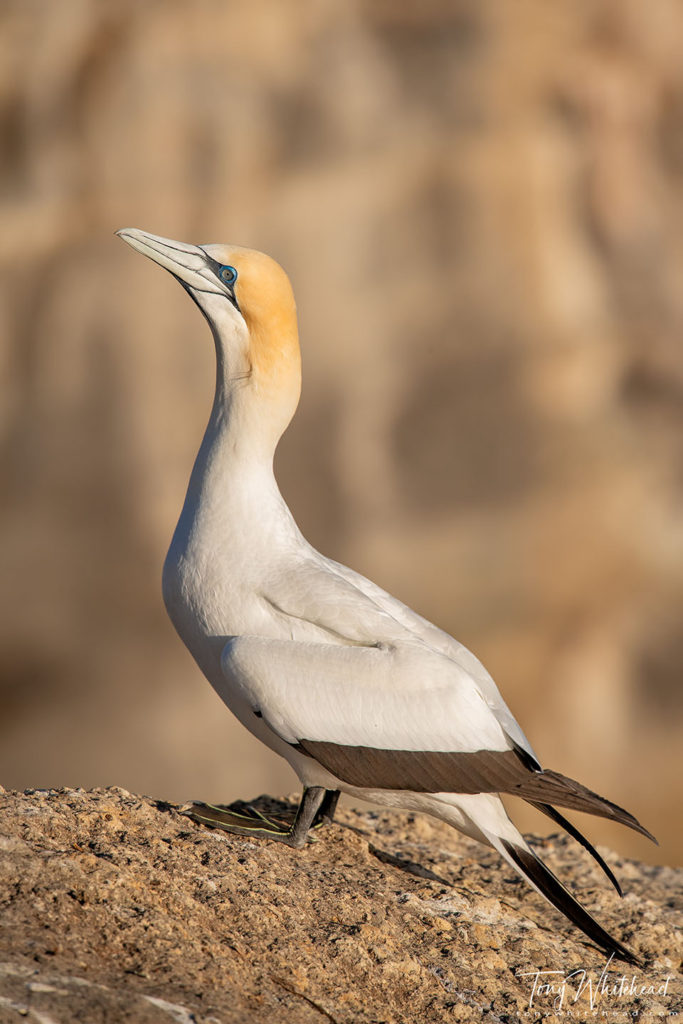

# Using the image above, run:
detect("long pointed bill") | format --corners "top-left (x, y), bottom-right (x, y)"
top-left (116, 228), bottom-right (225, 295)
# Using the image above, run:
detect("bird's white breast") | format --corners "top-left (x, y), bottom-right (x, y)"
top-left (160, 430), bottom-right (313, 676)
top-left (160, 463), bottom-right (321, 766)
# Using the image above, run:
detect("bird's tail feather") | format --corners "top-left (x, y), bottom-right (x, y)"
top-left (429, 793), bottom-right (638, 962)
top-left (530, 801), bottom-right (622, 896)
top-left (488, 829), bottom-right (640, 965)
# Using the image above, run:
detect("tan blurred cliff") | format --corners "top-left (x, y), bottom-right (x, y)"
top-left (0, 1), bottom-right (681, 865)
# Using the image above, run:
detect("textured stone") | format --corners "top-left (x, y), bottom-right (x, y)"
top-left (0, 787), bottom-right (680, 1023)
top-left (0, 0), bottom-right (682, 867)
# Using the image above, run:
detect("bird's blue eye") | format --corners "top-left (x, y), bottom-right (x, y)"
top-left (219, 265), bottom-right (237, 285)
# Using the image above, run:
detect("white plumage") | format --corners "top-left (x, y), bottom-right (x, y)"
top-left (118, 227), bottom-right (653, 964)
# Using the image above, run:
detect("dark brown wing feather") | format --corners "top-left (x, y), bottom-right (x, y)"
top-left (511, 769), bottom-right (656, 842)
top-left (297, 741), bottom-right (527, 793)
top-left (297, 740), bottom-right (655, 841)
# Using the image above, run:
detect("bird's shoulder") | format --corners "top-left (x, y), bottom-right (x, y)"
top-left (259, 548), bottom-right (414, 646)
top-left (313, 553), bottom-right (491, 674)
top-left (261, 545), bottom-right (475, 663)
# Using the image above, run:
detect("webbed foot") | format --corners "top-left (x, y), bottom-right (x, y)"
top-left (180, 800), bottom-right (313, 846)
top-left (180, 786), bottom-right (339, 849)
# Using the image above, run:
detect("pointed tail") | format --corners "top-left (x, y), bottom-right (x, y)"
top-left (531, 802), bottom-right (622, 896)
top-left (431, 792), bottom-right (640, 963)
top-left (491, 832), bottom-right (640, 965)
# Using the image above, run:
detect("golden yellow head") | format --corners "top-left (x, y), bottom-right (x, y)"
top-left (117, 229), bottom-right (302, 428)
top-left (202, 243), bottom-right (301, 396)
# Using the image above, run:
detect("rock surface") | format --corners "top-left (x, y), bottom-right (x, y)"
top-left (1, 1), bottom-right (683, 868)
top-left (0, 787), bottom-right (680, 1023)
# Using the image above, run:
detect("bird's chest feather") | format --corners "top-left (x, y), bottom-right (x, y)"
top-left (163, 536), bottom-right (263, 643)
top-left (161, 495), bottom-right (300, 654)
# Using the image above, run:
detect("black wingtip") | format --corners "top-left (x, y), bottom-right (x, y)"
top-left (501, 839), bottom-right (640, 965)
top-left (512, 740), bottom-right (543, 773)
top-left (531, 802), bottom-right (623, 896)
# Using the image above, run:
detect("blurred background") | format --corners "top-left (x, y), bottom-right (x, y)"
top-left (1, 0), bottom-right (681, 867)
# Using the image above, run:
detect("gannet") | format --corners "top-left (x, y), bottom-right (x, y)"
top-left (118, 228), bottom-right (654, 963)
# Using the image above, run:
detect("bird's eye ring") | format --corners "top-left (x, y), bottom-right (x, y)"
top-left (219, 265), bottom-right (238, 285)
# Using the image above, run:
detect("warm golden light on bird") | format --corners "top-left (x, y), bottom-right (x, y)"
top-left (118, 227), bottom-right (655, 965)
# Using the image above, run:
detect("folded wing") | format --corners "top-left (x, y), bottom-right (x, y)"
top-left (221, 632), bottom-right (653, 841)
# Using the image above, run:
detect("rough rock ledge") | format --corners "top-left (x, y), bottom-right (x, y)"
top-left (0, 787), bottom-right (680, 1023)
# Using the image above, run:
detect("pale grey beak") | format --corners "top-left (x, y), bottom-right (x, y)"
top-left (116, 228), bottom-right (225, 296)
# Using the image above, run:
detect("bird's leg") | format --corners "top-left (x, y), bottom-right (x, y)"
top-left (312, 788), bottom-right (340, 828)
top-left (181, 786), bottom-right (329, 848)
top-left (282, 786), bottom-right (329, 847)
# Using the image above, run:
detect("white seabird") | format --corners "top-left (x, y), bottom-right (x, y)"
top-left (117, 228), bottom-right (654, 964)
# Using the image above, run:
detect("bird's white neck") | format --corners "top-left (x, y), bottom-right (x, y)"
top-left (170, 322), bottom-right (302, 560)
